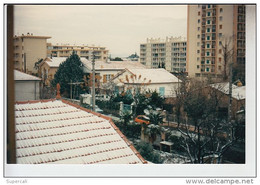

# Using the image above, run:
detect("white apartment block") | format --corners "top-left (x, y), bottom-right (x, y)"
top-left (48, 44), bottom-right (109, 62)
top-left (13, 33), bottom-right (51, 74)
top-left (140, 37), bottom-right (187, 73)
top-left (187, 4), bottom-right (246, 78)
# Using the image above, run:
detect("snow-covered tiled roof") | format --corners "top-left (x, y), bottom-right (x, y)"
top-left (14, 70), bottom-right (41, 81)
top-left (81, 59), bottom-right (147, 71)
top-left (44, 57), bottom-right (68, 67)
top-left (15, 99), bottom-right (146, 164)
top-left (210, 82), bottom-right (245, 100)
top-left (125, 68), bottom-right (180, 84)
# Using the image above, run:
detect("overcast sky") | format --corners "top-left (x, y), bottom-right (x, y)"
top-left (14, 5), bottom-right (187, 57)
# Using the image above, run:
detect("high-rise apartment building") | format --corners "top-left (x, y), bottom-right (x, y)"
top-left (48, 44), bottom-right (109, 62)
top-left (140, 37), bottom-right (187, 73)
top-left (187, 4), bottom-right (246, 78)
top-left (13, 33), bottom-right (51, 74)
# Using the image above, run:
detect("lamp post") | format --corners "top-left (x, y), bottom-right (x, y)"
top-left (92, 52), bottom-right (96, 111)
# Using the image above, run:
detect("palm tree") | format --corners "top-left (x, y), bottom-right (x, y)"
top-left (145, 109), bottom-right (163, 144)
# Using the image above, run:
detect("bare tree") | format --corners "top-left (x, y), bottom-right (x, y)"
top-left (170, 79), bottom-right (235, 163)
top-left (219, 36), bottom-right (234, 81)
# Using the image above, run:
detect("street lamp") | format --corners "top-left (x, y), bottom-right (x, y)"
top-left (92, 52), bottom-right (96, 112)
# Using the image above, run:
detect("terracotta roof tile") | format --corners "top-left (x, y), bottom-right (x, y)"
top-left (15, 99), bottom-right (146, 164)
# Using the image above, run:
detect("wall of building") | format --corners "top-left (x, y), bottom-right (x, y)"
top-left (113, 71), bottom-right (180, 97)
top-left (49, 44), bottom-right (109, 62)
top-left (140, 37), bottom-right (187, 73)
top-left (15, 81), bottom-right (40, 101)
top-left (187, 5), bottom-right (202, 77)
top-left (13, 34), bottom-right (50, 74)
top-left (39, 62), bottom-right (58, 86)
top-left (23, 38), bottom-right (48, 74)
top-left (187, 5), bottom-right (245, 79)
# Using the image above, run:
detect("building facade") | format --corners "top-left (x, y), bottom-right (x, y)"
top-left (187, 5), bottom-right (246, 78)
top-left (13, 33), bottom-right (51, 74)
top-left (111, 68), bottom-right (181, 97)
top-left (48, 44), bottom-right (109, 62)
top-left (140, 37), bottom-right (187, 73)
top-left (14, 70), bottom-right (41, 101)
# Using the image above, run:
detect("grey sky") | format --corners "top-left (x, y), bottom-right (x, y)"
top-left (14, 5), bottom-right (187, 57)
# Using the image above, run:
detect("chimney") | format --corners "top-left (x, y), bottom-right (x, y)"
top-left (56, 83), bottom-right (61, 99)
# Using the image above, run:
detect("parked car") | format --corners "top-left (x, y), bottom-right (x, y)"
top-left (134, 115), bottom-right (150, 125)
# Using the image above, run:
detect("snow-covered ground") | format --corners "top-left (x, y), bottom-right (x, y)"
top-left (159, 151), bottom-right (190, 164)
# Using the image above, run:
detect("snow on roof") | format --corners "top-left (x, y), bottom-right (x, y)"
top-left (160, 141), bottom-right (173, 146)
top-left (81, 59), bottom-right (147, 71)
top-left (45, 57), bottom-right (68, 67)
top-left (15, 99), bottom-right (146, 164)
top-left (14, 70), bottom-right (41, 81)
top-left (210, 82), bottom-right (245, 100)
top-left (125, 68), bottom-right (180, 84)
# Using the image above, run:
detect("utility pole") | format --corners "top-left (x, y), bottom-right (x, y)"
top-left (92, 52), bottom-right (96, 111)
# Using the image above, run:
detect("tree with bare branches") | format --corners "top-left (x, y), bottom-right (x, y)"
top-left (170, 79), bottom-right (236, 163)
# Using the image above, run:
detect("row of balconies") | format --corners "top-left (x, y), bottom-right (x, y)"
top-left (201, 60), bottom-right (215, 65)
top-left (201, 52), bottom-right (216, 57)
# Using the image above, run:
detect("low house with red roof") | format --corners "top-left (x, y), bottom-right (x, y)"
top-left (110, 68), bottom-right (181, 97)
top-left (14, 93), bottom-right (147, 164)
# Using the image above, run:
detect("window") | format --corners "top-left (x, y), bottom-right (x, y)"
top-left (206, 59), bottom-right (210, 64)
top-left (219, 25), bottom-right (222, 29)
top-left (197, 34), bottom-right (200, 39)
top-left (207, 12), bottom-right (211, 16)
top-left (219, 57), bottom-right (221, 62)
top-left (197, 57), bottom-right (200, 61)
top-left (207, 43), bottom-right (210, 48)
top-left (206, 67), bottom-right (210, 72)
top-left (198, 11), bottom-right (200, 16)
top-left (198, 19), bottom-right (201, 23)
top-left (218, 66), bottom-right (222, 70)
top-left (207, 28), bottom-right (211, 32)
top-left (197, 50), bottom-right (200, 54)
top-left (207, 36), bottom-right (210, 40)
top-left (207, 20), bottom-right (211, 24)
top-left (219, 33), bottom-right (222, 38)
top-left (207, 51), bottom-right (210, 56)
top-left (220, 8), bottom-right (223, 13)
top-left (198, 27), bottom-right (200, 31)
top-left (197, 65), bottom-right (200, 69)
top-left (219, 16), bottom-right (223, 21)
top-left (219, 41), bottom-right (222, 45)
top-left (219, 49), bottom-right (222, 54)
top-left (208, 5), bottom-right (211, 8)
top-left (159, 87), bottom-right (165, 96)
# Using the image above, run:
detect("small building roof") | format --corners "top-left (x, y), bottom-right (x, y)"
top-left (15, 99), bottom-right (146, 164)
top-left (14, 70), bottom-right (41, 81)
top-left (81, 59), bottom-right (147, 71)
top-left (125, 68), bottom-right (180, 84)
top-left (210, 82), bottom-right (245, 100)
top-left (41, 57), bottom-right (68, 68)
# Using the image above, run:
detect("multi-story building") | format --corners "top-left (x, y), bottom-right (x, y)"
top-left (187, 4), bottom-right (246, 78)
top-left (140, 37), bottom-right (186, 73)
top-left (48, 44), bottom-right (109, 62)
top-left (140, 37), bottom-right (187, 73)
top-left (13, 33), bottom-right (51, 74)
